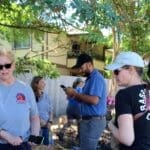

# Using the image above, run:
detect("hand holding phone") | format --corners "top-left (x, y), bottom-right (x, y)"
top-left (60, 85), bottom-right (76, 98)
top-left (28, 135), bottom-right (44, 145)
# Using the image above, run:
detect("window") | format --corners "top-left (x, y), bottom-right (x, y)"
top-left (13, 34), bottom-right (31, 50)
top-left (72, 41), bottom-right (80, 54)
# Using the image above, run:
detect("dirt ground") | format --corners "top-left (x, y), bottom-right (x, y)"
top-left (34, 115), bottom-right (112, 150)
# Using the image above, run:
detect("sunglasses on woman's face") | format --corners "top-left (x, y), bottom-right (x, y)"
top-left (113, 65), bottom-right (130, 76)
top-left (0, 63), bottom-right (12, 70)
top-left (113, 69), bottom-right (122, 76)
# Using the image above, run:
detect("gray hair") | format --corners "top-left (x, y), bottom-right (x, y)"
top-left (0, 49), bottom-right (15, 63)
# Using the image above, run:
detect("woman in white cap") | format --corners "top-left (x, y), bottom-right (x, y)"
top-left (106, 51), bottom-right (150, 150)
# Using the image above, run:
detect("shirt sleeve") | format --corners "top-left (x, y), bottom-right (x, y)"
top-left (115, 89), bottom-right (133, 117)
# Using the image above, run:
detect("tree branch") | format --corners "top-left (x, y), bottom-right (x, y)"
top-left (0, 23), bottom-right (62, 34)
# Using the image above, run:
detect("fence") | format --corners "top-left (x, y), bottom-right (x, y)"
top-left (17, 74), bottom-right (112, 117)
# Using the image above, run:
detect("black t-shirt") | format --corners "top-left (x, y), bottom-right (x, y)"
top-left (114, 84), bottom-right (150, 150)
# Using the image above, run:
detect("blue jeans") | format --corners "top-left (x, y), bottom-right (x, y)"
top-left (79, 117), bottom-right (106, 150)
top-left (67, 103), bottom-right (81, 120)
top-left (40, 127), bottom-right (50, 145)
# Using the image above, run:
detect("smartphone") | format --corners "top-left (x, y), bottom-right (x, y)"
top-left (60, 84), bottom-right (66, 90)
top-left (28, 135), bottom-right (44, 145)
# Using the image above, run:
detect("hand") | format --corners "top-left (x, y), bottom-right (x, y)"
top-left (29, 141), bottom-right (37, 148)
top-left (40, 118), bottom-right (47, 127)
top-left (65, 87), bottom-right (76, 98)
top-left (8, 136), bottom-right (23, 146)
top-left (46, 121), bottom-right (52, 128)
top-left (0, 130), bottom-right (23, 146)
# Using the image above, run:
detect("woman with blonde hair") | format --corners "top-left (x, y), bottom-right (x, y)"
top-left (0, 49), bottom-right (40, 150)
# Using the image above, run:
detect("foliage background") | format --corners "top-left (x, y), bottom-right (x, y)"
top-left (0, 0), bottom-right (149, 78)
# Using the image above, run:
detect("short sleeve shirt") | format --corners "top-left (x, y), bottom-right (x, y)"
top-left (37, 92), bottom-right (53, 121)
top-left (81, 69), bottom-right (107, 116)
top-left (115, 84), bottom-right (150, 149)
top-left (0, 80), bottom-right (38, 143)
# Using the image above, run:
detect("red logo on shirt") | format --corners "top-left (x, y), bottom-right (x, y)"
top-left (16, 93), bottom-right (26, 103)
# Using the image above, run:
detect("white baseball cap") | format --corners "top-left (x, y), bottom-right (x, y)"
top-left (105, 51), bottom-right (145, 70)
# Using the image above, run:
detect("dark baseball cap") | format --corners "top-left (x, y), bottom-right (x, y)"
top-left (72, 53), bottom-right (93, 68)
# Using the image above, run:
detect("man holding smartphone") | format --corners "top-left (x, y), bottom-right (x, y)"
top-left (65, 53), bottom-right (107, 150)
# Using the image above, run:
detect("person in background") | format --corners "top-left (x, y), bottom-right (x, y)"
top-left (0, 49), bottom-right (40, 150)
top-left (65, 53), bottom-right (107, 150)
top-left (58, 78), bottom-right (84, 142)
top-left (31, 76), bottom-right (53, 150)
top-left (106, 79), bottom-right (117, 121)
top-left (67, 77), bottom-right (84, 124)
top-left (106, 51), bottom-right (150, 149)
